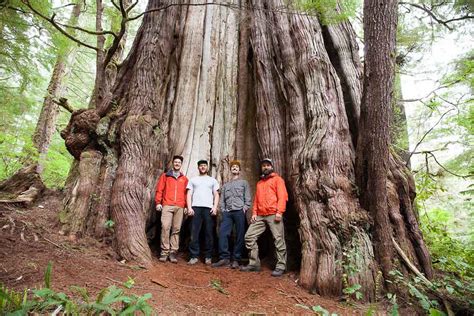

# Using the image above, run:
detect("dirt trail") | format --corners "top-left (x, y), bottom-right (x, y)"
top-left (0, 191), bottom-right (376, 314)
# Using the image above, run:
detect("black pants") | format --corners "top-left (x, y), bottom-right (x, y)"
top-left (189, 207), bottom-right (213, 258)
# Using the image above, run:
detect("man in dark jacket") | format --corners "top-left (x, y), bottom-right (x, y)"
top-left (155, 155), bottom-right (189, 263)
top-left (212, 160), bottom-right (251, 269)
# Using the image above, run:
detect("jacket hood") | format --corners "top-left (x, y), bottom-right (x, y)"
top-left (260, 172), bottom-right (277, 180)
top-left (166, 169), bottom-right (183, 177)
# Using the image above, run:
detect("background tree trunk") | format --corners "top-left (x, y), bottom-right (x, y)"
top-left (355, 0), bottom-right (433, 287)
top-left (60, 0), bottom-right (432, 300)
top-left (0, 1), bottom-right (82, 204)
top-left (32, 1), bottom-right (82, 174)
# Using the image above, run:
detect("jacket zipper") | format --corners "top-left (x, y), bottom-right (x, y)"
top-left (174, 174), bottom-right (178, 202)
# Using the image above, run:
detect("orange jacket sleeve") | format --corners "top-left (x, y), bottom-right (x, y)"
top-left (184, 177), bottom-right (189, 208)
top-left (155, 173), bottom-right (166, 205)
top-left (276, 176), bottom-right (288, 214)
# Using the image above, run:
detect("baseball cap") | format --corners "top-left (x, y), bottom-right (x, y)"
top-left (197, 160), bottom-right (208, 166)
top-left (260, 158), bottom-right (273, 166)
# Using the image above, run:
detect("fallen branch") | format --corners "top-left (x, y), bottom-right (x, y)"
top-left (43, 236), bottom-right (64, 249)
top-left (150, 278), bottom-right (168, 288)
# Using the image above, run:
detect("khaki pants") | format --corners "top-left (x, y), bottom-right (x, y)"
top-left (245, 214), bottom-right (287, 270)
top-left (160, 205), bottom-right (184, 255)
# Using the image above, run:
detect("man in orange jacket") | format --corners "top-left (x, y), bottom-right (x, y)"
top-left (155, 155), bottom-right (189, 263)
top-left (240, 158), bottom-right (288, 277)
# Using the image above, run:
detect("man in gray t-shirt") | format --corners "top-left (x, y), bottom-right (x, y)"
top-left (186, 160), bottom-right (220, 265)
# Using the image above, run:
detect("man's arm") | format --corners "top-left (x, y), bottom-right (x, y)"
top-left (186, 189), bottom-right (194, 216)
top-left (274, 177), bottom-right (288, 222)
top-left (211, 190), bottom-right (219, 215)
top-left (155, 173), bottom-right (166, 211)
top-left (243, 180), bottom-right (251, 211)
top-left (183, 177), bottom-right (189, 208)
top-left (276, 177), bottom-right (288, 214)
top-left (211, 179), bottom-right (220, 215)
top-left (186, 180), bottom-right (194, 216)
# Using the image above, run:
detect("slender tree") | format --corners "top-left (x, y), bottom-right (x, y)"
top-left (33, 1), bottom-right (83, 174)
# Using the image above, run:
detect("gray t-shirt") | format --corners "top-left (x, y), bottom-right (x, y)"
top-left (186, 175), bottom-right (220, 208)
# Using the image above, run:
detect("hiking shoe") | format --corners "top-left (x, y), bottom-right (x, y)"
top-left (211, 259), bottom-right (230, 268)
top-left (159, 255), bottom-right (168, 262)
top-left (230, 260), bottom-right (240, 269)
top-left (271, 268), bottom-right (285, 277)
top-left (205, 258), bottom-right (212, 265)
top-left (169, 253), bottom-right (178, 264)
top-left (240, 265), bottom-right (261, 272)
top-left (188, 258), bottom-right (198, 265)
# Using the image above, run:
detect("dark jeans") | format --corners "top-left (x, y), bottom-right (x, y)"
top-left (218, 210), bottom-right (245, 261)
top-left (189, 207), bottom-right (214, 259)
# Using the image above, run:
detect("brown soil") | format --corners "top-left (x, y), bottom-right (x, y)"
top-left (0, 191), bottom-right (383, 314)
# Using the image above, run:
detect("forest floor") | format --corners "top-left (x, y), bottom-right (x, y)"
top-left (0, 190), bottom-right (386, 314)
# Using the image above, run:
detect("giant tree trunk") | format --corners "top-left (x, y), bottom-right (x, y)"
top-left (60, 0), bottom-right (432, 300)
top-left (60, 0), bottom-right (132, 239)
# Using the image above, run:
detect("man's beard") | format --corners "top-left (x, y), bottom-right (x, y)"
top-left (262, 168), bottom-right (273, 175)
top-left (199, 170), bottom-right (208, 175)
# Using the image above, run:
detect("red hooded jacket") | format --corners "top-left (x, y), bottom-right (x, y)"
top-left (155, 170), bottom-right (188, 208)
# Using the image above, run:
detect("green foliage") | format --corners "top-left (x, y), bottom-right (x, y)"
top-left (44, 261), bottom-right (52, 289)
top-left (389, 269), bottom-right (474, 313)
top-left (210, 279), bottom-right (229, 295)
top-left (0, 263), bottom-right (154, 315)
top-left (105, 219), bottom-right (115, 229)
top-left (387, 293), bottom-right (399, 316)
top-left (337, 239), bottom-right (364, 302)
top-left (420, 207), bottom-right (474, 278)
top-left (295, 304), bottom-right (338, 315)
top-left (295, 0), bottom-right (359, 25)
top-left (41, 133), bottom-right (73, 188)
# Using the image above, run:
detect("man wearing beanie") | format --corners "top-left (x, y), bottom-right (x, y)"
top-left (241, 158), bottom-right (288, 277)
top-left (155, 155), bottom-right (189, 263)
top-left (212, 160), bottom-right (251, 269)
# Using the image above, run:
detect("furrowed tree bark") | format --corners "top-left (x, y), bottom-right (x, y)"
top-left (248, 0), bottom-right (377, 299)
top-left (59, 0), bottom-right (433, 298)
top-left (60, 0), bottom-right (132, 239)
top-left (355, 0), bottom-right (433, 288)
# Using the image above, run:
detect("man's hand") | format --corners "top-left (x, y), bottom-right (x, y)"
top-left (187, 208), bottom-right (195, 216)
top-left (210, 207), bottom-right (217, 216)
top-left (156, 204), bottom-right (163, 212)
top-left (251, 214), bottom-right (258, 223)
top-left (275, 213), bottom-right (282, 222)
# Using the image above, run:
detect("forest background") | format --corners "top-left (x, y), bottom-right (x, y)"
top-left (0, 0), bottom-right (472, 314)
